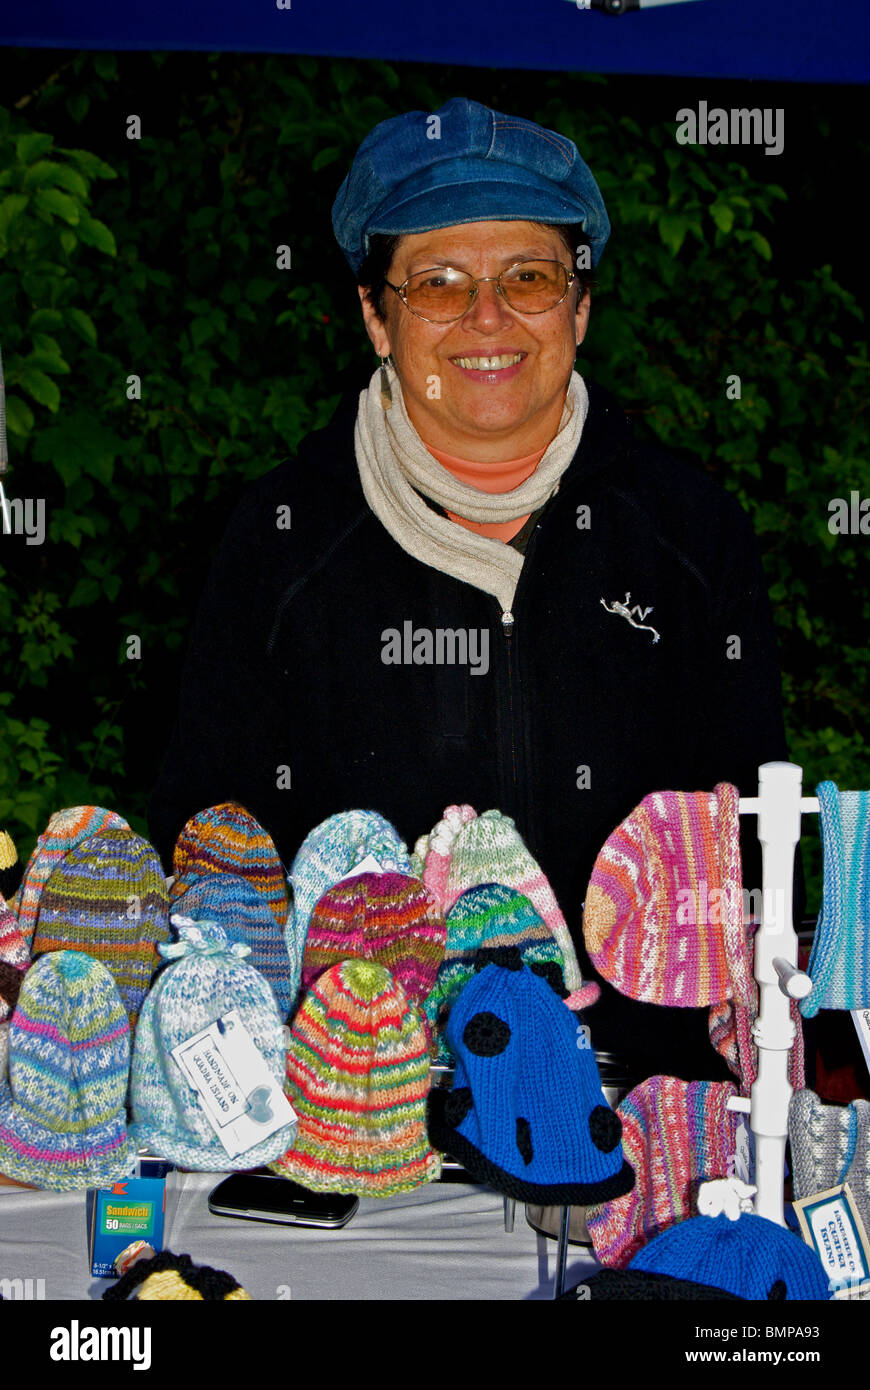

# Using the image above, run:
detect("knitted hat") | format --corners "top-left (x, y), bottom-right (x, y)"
top-left (32, 828), bottom-right (170, 1027)
top-left (444, 808), bottom-right (593, 1003)
top-left (130, 920), bottom-right (297, 1171)
top-left (270, 958), bottom-right (440, 1196)
top-left (103, 1250), bottom-right (252, 1301)
top-left (0, 831), bottom-right (19, 902)
top-left (573, 1210), bottom-right (832, 1301)
top-left (0, 951), bottom-right (132, 1190)
top-left (427, 958), bottom-right (635, 1204)
top-left (801, 782), bottom-right (870, 1017)
top-left (174, 872), bottom-right (298, 1020)
top-left (171, 802), bottom-right (289, 929)
top-left (301, 870), bottom-right (446, 1007)
top-left (286, 810), bottom-right (412, 979)
top-left (423, 882), bottom-right (567, 1064)
top-left (410, 803), bottom-right (478, 912)
top-left (583, 784), bottom-right (751, 1009)
top-left (15, 805), bottom-right (130, 946)
top-left (0, 899), bottom-right (30, 1080)
top-left (584, 1075), bottom-right (741, 1268)
top-left (789, 1087), bottom-right (870, 1239)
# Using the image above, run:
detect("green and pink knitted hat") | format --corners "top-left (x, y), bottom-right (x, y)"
top-left (270, 958), bottom-right (440, 1196)
top-left (0, 899), bottom-right (30, 1079)
top-left (170, 801), bottom-right (289, 927)
top-left (300, 870), bottom-right (446, 1007)
top-left (14, 805), bottom-right (131, 946)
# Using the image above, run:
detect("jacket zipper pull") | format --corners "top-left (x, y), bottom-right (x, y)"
top-left (501, 610), bottom-right (514, 639)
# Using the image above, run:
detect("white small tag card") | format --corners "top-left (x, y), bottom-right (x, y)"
top-left (794, 1182), bottom-right (870, 1299)
top-left (852, 1008), bottom-right (870, 1076)
top-left (171, 1010), bottom-right (296, 1158)
top-left (343, 853), bottom-right (387, 879)
top-left (732, 1116), bottom-right (755, 1186)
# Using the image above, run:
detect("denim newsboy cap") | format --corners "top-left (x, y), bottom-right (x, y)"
top-left (332, 97), bottom-right (610, 278)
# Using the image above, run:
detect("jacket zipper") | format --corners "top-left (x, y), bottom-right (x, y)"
top-left (501, 609), bottom-right (517, 789)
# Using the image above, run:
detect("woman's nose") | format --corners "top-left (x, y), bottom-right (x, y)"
top-left (461, 277), bottom-right (515, 328)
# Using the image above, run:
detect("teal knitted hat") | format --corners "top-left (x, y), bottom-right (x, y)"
top-left (130, 920), bottom-right (297, 1170)
top-left (0, 951), bottom-right (133, 1190)
top-left (286, 810), bottom-right (412, 982)
top-left (801, 781), bottom-right (870, 1017)
top-left (423, 882), bottom-right (566, 1064)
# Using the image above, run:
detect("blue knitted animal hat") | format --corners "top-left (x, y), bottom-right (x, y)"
top-left (570, 1211), bottom-right (833, 1301)
top-left (174, 872), bottom-right (298, 1021)
top-left (130, 920), bottom-right (297, 1170)
top-left (427, 957), bottom-right (634, 1203)
top-left (0, 951), bottom-right (132, 1190)
top-left (801, 781), bottom-right (870, 1017)
top-left (286, 810), bottom-right (412, 980)
top-left (423, 883), bottom-right (566, 1064)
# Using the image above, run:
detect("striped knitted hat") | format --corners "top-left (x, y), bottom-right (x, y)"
top-left (427, 959), bottom-right (635, 1204)
top-left (171, 802), bottom-right (289, 927)
top-left (0, 950), bottom-right (132, 1190)
top-left (444, 809), bottom-right (594, 1004)
top-left (286, 810), bottom-right (412, 982)
top-left (15, 805), bottom-right (130, 946)
top-left (130, 920), bottom-right (297, 1171)
top-left (174, 872), bottom-right (298, 1020)
top-left (0, 830), bottom-right (19, 902)
top-left (789, 1087), bottom-right (870, 1240)
top-left (0, 899), bottom-right (30, 1080)
top-left (301, 871), bottom-right (446, 1007)
top-left (584, 1075), bottom-right (740, 1268)
top-left (423, 882), bottom-right (567, 1064)
top-left (801, 782), bottom-right (870, 1017)
top-left (270, 958), bottom-right (440, 1196)
top-left (582, 784), bottom-right (752, 1009)
top-left (32, 828), bottom-right (171, 1027)
top-left (410, 804), bottom-right (478, 912)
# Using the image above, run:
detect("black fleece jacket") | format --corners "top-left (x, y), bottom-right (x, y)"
top-left (149, 377), bottom-right (791, 1085)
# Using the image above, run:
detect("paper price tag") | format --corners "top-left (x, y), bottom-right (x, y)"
top-left (342, 853), bottom-right (387, 879)
top-left (852, 1008), bottom-right (870, 1076)
top-left (171, 1009), bottom-right (296, 1159)
top-left (732, 1116), bottom-right (755, 1186)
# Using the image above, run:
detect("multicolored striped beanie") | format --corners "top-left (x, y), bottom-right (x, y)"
top-left (423, 882), bottom-right (567, 1064)
top-left (301, 870), bottom-right (446, 1007)
top-left (170, 802), bottom-right (289, 929)
top-left (572, 1209), bottom-right (832, 1301)
top-left (270, 958), bottom-right (440, 1196)
top-left (427, 958), bottom-right (635, 1204)
top-left (801, 782), bottom-right (870, 1017)
top-left (14, 805), bottom-right (130, 946)
top-left (0, 899), bottom-right (30, 1079)
top-left (174, 872), bottom-right (298, 1020)
top-left (584, 1075), bottom-right (741, 1268)
top-left (130, 920), bottom-right (297, 1171)
top-left (789, 1087), bottom-right (870, 1240)
top-left (410, 804), bottom-right (478, 912)
top-left (286, 810), bottom-right (412, 982)
top-left (443, 809), bottom-right (595, 1005)
top-left (32, 828), bottom-right (170, 1028)
top-left (0, 950), bottom-right (132, 1190)
top-left (0, 830), bottom-right (19, 902)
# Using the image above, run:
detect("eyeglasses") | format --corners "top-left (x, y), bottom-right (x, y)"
top-left (385, 259), bottom-right (578, 324)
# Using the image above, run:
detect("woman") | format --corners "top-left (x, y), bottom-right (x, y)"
top-left (149, 97), bottom-right (790, 1083)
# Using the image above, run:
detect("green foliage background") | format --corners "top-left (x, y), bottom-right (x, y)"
top-left (0, 52), bottom-right (868, 907)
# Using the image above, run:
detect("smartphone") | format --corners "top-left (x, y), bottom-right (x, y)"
top-left (208, 1168), bottom-right (359, 1228)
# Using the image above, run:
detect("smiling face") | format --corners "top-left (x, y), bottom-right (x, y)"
top-left (358, 220), bottom-right (591, 462)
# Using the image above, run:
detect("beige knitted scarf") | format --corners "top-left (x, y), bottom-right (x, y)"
top-left (354, 358), bottom-right (589, 615)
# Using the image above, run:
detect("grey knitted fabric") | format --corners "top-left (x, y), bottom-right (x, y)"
top-left (789, 1088), bottom-right (870, 1240)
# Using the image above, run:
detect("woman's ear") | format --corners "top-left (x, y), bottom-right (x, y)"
top-left (575, 288), bottom-right (591, 349)
top-left (358, 285), bottom-right (392, 358)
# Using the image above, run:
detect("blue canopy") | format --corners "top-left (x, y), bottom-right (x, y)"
top-left (0, 0), bottom-right (867, 85)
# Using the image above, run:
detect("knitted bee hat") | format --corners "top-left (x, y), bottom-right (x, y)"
top-left (170, 802), bottom-right (289, 929)
top-left (103, 1250), bottom-right (252, 1301)
top-left (301, 870), bottom-right (446, 1008)
top-left (15, 805), bottom-right (130, 946)
top-left (442, 809), bottom-right (594, 1004)
top-left (0, 831), bottom-right (19, 903)
top-left (32, 828), bottom-right (170, 1027)
top-left (0, 951), bottom-right (132, 1190)
top-left (174, 872), bottom-right (298, 1020)
top-left (270, 958), bottom-right (440, 1197)
top-left (801, 782), bottom-right (870, 1017)
top-left (286, 810), bottom-right (412, 982)
top-left (130, 920), bottom-right (297, 1171)
top-left (427, 956), bottom-right (635, 1204)
top-left (568, 1208), bottom-right (832, 1301)
top-left (423, 882), bottom-right (567, 1065)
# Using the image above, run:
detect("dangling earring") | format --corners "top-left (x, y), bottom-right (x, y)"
top-left (380, 354), bottom-right (393, 411)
